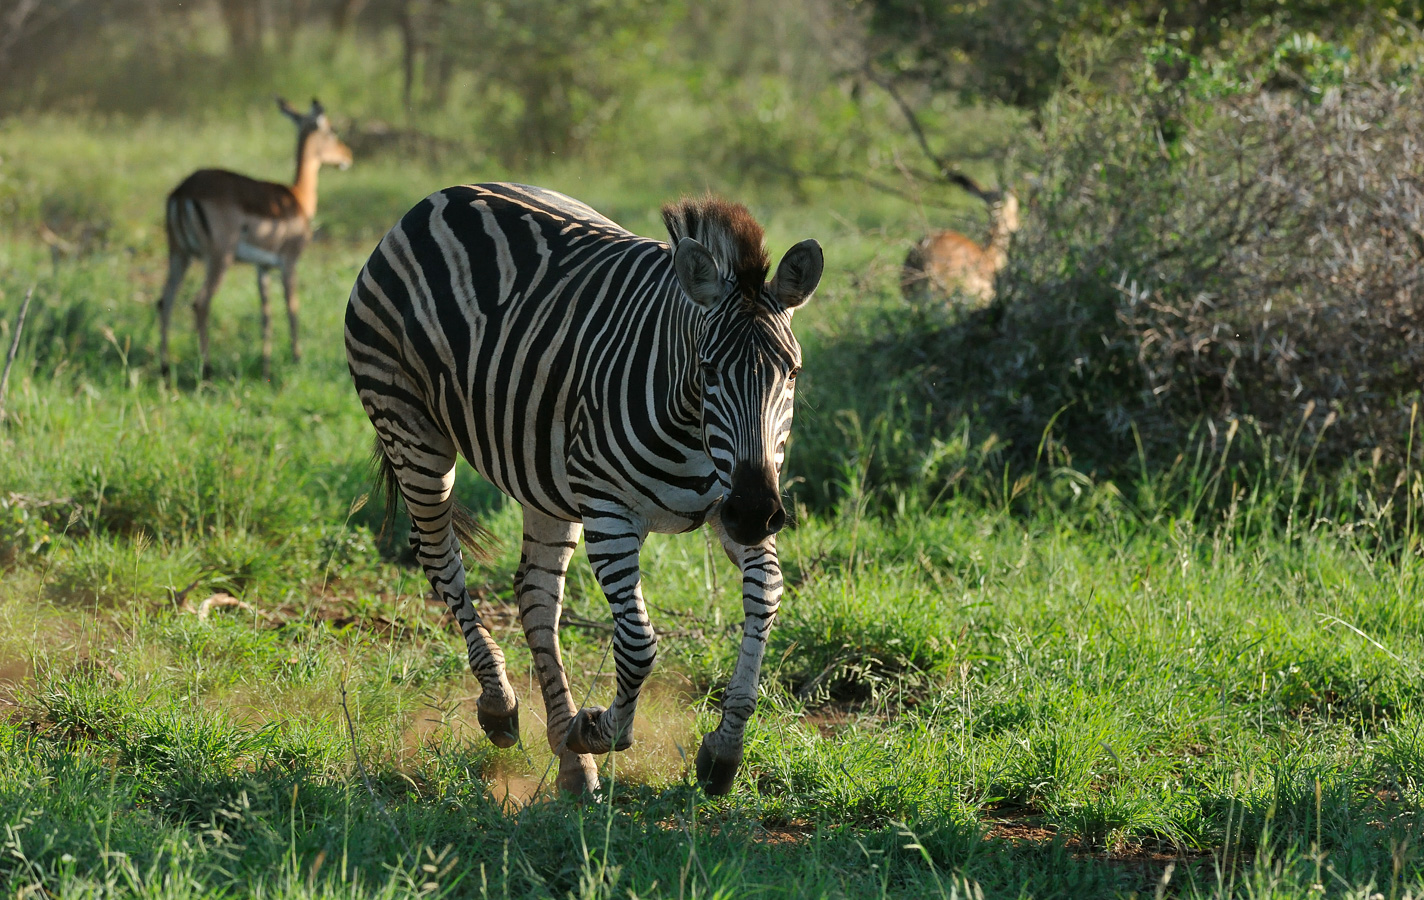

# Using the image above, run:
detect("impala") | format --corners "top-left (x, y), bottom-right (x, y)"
top-left (158, 98), bottom-right (352, 379)
top-left (901, 172), bottom-right (1019, 308)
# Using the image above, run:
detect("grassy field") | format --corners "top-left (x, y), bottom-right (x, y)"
top-left (1, 115), bottom-right (1423, 900)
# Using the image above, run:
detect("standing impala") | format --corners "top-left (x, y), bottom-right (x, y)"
top-left (901, 172), bottom-right (1019, 308)
top-left (158, 98), bottom-right (352, 379)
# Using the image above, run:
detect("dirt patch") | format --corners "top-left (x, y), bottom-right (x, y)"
top-left (0, 652), bottom-right (33, 719)
top-left (980, 806), bottom-right (1211, 893)
top-left (487, 763), bottom-right (542, 811)
top-left (398, 670), bottom-right (700, 806)
top-left (753, 818), bottom-right (815, 846)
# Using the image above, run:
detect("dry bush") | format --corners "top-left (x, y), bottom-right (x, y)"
top-left (905, 33), bottom-right (1424, 485)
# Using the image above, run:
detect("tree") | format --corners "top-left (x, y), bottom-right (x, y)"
top-left (852, 0), bottom-right (1424, 110)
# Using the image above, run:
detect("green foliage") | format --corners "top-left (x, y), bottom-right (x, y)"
top-left (0, 494), bottom-right (59, 566)
top-left (855, 0), bottom-right (1424, 109)
top-left (793, 28), bottom-right (1424, 524)
top-left (5, 14), bottom-right (1424, 895)
top-left (430, 0), bottom-right (668, 162)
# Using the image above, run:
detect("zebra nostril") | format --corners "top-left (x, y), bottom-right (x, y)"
top-left (767, 506), bottom-right (786, 534)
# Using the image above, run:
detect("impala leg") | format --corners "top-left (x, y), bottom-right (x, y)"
top-left (696, 522), bottom-right (783, 796)
top-left (157, 251), bottom-right (190, 377)
top-left (281, 266), bottom-right (301, 365)
top-left (565, 510), bottom-right (652, 757)
top-left (193, 253), bottom-right (231, 380)
top-left (256, 265), bottom-right (273, 379)
top-left (516, 509), bottom-right (599, 794)
top-left (366, 405), bottom-right (518, 744)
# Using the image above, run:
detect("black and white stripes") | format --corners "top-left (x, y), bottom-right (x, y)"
top-left (346, 183), bottom-right (822, 795)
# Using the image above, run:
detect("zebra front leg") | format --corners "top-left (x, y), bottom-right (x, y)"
top-left (376, 427), bottom-right (520, 746)
top-left (515, 509), bottom-right (600, 794)
top-left (565, 511), bottom-right (653, 756)
top-left (696, 524), bottom-right (783, 795)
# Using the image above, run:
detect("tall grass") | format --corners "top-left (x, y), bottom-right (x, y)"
top-left (1, 107), bottom-right (1423, 897)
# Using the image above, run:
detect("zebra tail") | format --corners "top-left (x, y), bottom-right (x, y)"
top-left (370, 436), bottom-right (496, 562)
top-left (449, 499), bottom-right (498, 564)
top-left (372, 436), bottom-right (402, 543)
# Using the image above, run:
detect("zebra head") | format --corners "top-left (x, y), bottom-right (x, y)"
top-left (664, 199), bottom-right (824, 546)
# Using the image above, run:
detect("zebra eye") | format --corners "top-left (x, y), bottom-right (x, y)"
top-left (700, 364), bottom-right (719, 388)
top-left (788, 367), bottom-right (801, 382)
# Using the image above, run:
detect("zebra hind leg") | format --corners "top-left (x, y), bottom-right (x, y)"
top-left (515, 509), bottom-right (600, 794)
top-left (565, 510), bottom-right (653, 757)
top-left (371, 422), bottom-right (520, 747)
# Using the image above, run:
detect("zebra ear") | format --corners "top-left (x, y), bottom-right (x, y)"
top-left (673, 238), bottom-right (724, 311)
top-left (770, 239), bottom-right (823, 309)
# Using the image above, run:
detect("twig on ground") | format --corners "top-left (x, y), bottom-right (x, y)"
top-left (194, 593), bottom-right (256, 620)
top-left (560, 611), bottom-right (699, 639)
top-left (0, 287), bottom-right (35, 426)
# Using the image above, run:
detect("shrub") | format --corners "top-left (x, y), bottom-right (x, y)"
top-left (834, 30), bottom-right (1424, 512)
top-left (0, 493), bottom-right (57, 567)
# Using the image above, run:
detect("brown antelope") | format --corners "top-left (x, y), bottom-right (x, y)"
top-left (901, 172), bottom-right (1020, 308)
top-left (158, 98), bottom-right (352, 378)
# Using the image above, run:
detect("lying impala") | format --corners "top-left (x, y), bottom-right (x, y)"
top-left (158, 98), bottom-right (352, 378)
top-left (901, 172), bottom-right (1020, 308)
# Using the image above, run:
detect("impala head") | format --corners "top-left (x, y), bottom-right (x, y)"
top-left (663, 198), bottom-right (824, 546)
top-left (988, 190), bottom-right (1020, 237)
top-left (278, 97), bottom-right (353, 170)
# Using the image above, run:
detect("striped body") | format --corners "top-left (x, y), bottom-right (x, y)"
top-left (347, 183), bottom-right (823, 795)
top-left (350, 184), bottom-right (720, 529)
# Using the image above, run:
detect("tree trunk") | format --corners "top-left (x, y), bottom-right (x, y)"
top-left (219, 0), bottom-right (263, 56)
top-left (397, 0), bottom-right (420, 112)
top-left (330, 0), bottom-right (368, 34)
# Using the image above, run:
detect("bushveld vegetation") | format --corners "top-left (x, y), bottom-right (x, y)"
top-left (2, 2), bottom-right (1424, 897)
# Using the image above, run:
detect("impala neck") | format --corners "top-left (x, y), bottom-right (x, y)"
top-left (985, 227), bottom-right (1010, 269)
top-left (291, 131), bottom-right (321, 219)
top-left (985, 212), bottom-right (1015, 270)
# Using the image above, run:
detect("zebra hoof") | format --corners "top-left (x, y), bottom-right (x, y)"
top-left (477, 699), bottom-right (520, 748)
top-left (556, 753), bottom-right (600, 795)
top-left (565, 706), bottom-right (608, 754)
top-left (695, 738), bottom-right (742, 796)
top-left (565, 707), bottom-right (634, 755)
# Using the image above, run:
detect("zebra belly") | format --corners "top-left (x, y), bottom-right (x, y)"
top-left (450, 422), bottom-right (719, 535)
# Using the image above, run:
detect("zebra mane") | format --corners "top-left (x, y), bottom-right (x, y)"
top-left (661, 197), bottom-right (771, 301)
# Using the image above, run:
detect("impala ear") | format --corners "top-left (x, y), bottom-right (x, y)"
top-left (673, 238), bottom-right (724, 311)
top-left (770, 239), bottom-right (823, 310)
top-left (310, 98), bottom-right (325, 118)
top-left (276, 97), bottom-right (303, 123)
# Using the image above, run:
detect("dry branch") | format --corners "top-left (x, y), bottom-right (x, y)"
top-left (0, 287), bottom-right (35, 426)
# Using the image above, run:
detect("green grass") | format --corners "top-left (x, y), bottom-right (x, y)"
top-left (1, 115), bottom-right (1423, 899)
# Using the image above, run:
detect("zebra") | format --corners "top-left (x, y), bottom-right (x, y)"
top-left (345, 183), bottom-right (823, 795)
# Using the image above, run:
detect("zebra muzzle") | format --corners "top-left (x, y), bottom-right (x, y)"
top-left (719, 480), bottom-right (786, 546)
